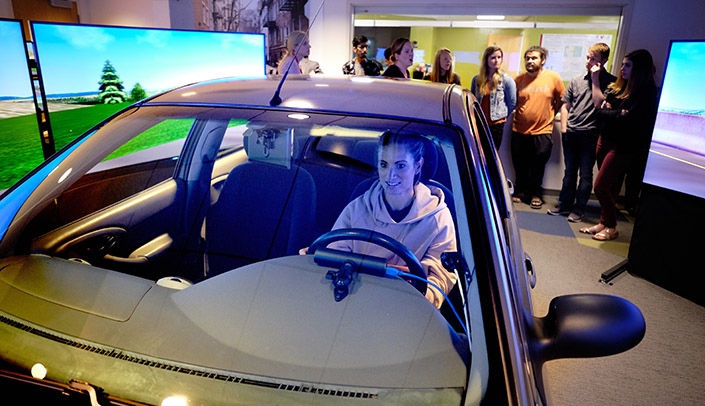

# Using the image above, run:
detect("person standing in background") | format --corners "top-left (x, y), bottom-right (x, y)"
top-left (472, 45), bottom-right (517, 150)
top-left (277, 31), bottom-right (310, 75)
top-left (342, 35), bottom-right (383, 76)
top-left (382, 38), bottom-right (414, 79)
top-left (580, 49), bottom-right (658, 241)
top-left (424, 48), bottom-right (461, 85)
top-left (511, 46), bottom-right (565, 209)
top-left (548, 43), bottom-right (616, 223)
top-left (383, 47), bottom-right (393, 68)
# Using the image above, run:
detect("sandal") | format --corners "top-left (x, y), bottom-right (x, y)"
top-left (511, 193), bottom-right (525, 203)
top-left (530, 197), bottom-right (543, 209)
top-left (593, 228), bottom-right (619, 241)
top-left (579, 224), bottom-right (605, 235)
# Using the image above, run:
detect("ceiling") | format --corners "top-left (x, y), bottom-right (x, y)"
top-left (354, 14), bottom-right (622, 30)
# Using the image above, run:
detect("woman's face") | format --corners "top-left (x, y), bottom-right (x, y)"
top-left (487, 50), bottom-right (503, 72)
top-left (439, 51), bottom-right (453, 73)
top-left (295, 38), bottom-right (311, 58)
top-left (378, 144), bottom-right (421, 198)
top-left (620, 57), bottom-right (633, 80)
top-left (396, 41), bottom-right (414, 70)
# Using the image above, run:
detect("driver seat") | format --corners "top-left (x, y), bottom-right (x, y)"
top-left (348, 137), bottom-right (464, 333)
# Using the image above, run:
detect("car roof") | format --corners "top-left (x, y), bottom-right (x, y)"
top-left (146, 75), bottom-right (460, 122)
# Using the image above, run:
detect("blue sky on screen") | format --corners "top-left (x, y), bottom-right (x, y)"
top-left (0, 20), bottom-right (32, 98)
top-left (31, 23), bottom-right (266, 96)
top-left (659, 41), bottom-right (705, 111)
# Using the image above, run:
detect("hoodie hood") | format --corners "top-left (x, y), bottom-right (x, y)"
top-left (364, 180), bottom-right (448, 225)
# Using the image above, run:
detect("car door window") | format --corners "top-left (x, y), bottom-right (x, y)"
top-left (100, 118), bottom-right (194, 165)
top-left (49, 117), bottom-right (195, 229)
top-left (470, 101), bottom-right (511, 218)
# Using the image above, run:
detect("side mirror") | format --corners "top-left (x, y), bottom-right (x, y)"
top-left (532, 293), bottom-right (645, 362)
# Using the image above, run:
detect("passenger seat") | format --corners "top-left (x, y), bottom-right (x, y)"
top-left (204, 161), bottom-right (316, 276)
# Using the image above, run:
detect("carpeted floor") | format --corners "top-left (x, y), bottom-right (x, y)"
top-left (515, 195), bottom-right (705, 406)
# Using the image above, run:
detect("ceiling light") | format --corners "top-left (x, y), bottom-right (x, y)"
top-left (476, 15), bottom-right (505, 21)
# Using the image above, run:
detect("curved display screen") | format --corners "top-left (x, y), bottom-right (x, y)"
top-left (30, 21), bottom-right (266, 151)
top-left (642, 40), bottom-right (705, 199)
top-left (0, 18), bottom-right (41, 191)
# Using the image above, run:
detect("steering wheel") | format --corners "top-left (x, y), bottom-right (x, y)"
top-left (308, 228), bottom-right (427, 295)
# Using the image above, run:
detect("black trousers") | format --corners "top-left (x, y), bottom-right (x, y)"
top-left (511, 131), bottom-right (553, 199)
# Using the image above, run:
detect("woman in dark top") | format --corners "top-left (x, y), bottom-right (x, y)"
top-left (382, 38), bottom-right (413, 79)
top-left (580, 49), bottom-right (658, 241)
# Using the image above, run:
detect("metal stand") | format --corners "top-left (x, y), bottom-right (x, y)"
top-left (600, 258), bottom-right (628, 284)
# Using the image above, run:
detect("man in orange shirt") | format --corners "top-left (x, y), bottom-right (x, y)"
top-left (511, 46), bottom-right (565, 209)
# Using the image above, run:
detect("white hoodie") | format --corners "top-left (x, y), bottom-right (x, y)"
top-left (331, 180), bottom-right (457, 308)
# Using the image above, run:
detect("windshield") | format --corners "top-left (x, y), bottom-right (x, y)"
top-left (0, 104), bottom-right (482, 405)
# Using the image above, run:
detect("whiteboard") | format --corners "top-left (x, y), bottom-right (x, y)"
top-left (540, 34), bottom-right (613, 80)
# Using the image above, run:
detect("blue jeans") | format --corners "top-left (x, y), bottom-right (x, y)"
top-left (558, 131), bottom-right (598, 213)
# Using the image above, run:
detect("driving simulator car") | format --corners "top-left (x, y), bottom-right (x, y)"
top-left (0, 75), bottom-right (645, 405)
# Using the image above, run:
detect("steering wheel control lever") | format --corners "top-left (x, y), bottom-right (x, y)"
top-left (308, 228), bottom-right (427, 295)
top-left (325, 264), bottom-right (353, 302)
top-left (315, 247), bottom-right (387, 301)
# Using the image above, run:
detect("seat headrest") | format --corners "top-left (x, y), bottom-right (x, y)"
top-left (419, 137), bottom-right (438, 182)
top-left (352, 136), bottom-right (439, 181)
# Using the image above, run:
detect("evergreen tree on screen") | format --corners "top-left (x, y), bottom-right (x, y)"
top-left (130, 83), bottom-right (147, 102)
top-left (98, 60), bottom-right (128, 104)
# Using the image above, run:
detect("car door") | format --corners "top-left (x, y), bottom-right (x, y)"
top-left (470, 101), bottom-right (545, 404)
top-left (24, 108), bottom-right (234, 281)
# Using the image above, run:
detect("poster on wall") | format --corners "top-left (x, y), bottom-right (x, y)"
top-left (540, 33), bottom-right (614, 80)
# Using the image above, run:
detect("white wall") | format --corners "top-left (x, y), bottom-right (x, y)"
top-left (627, 0), bottom-right (705, 82)
top-left (75, 0), bottom-right (171, 28)
top-left (0, 0), bottom-right (12, 18)
top-left (0, 0), bottom-right (170, 26)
